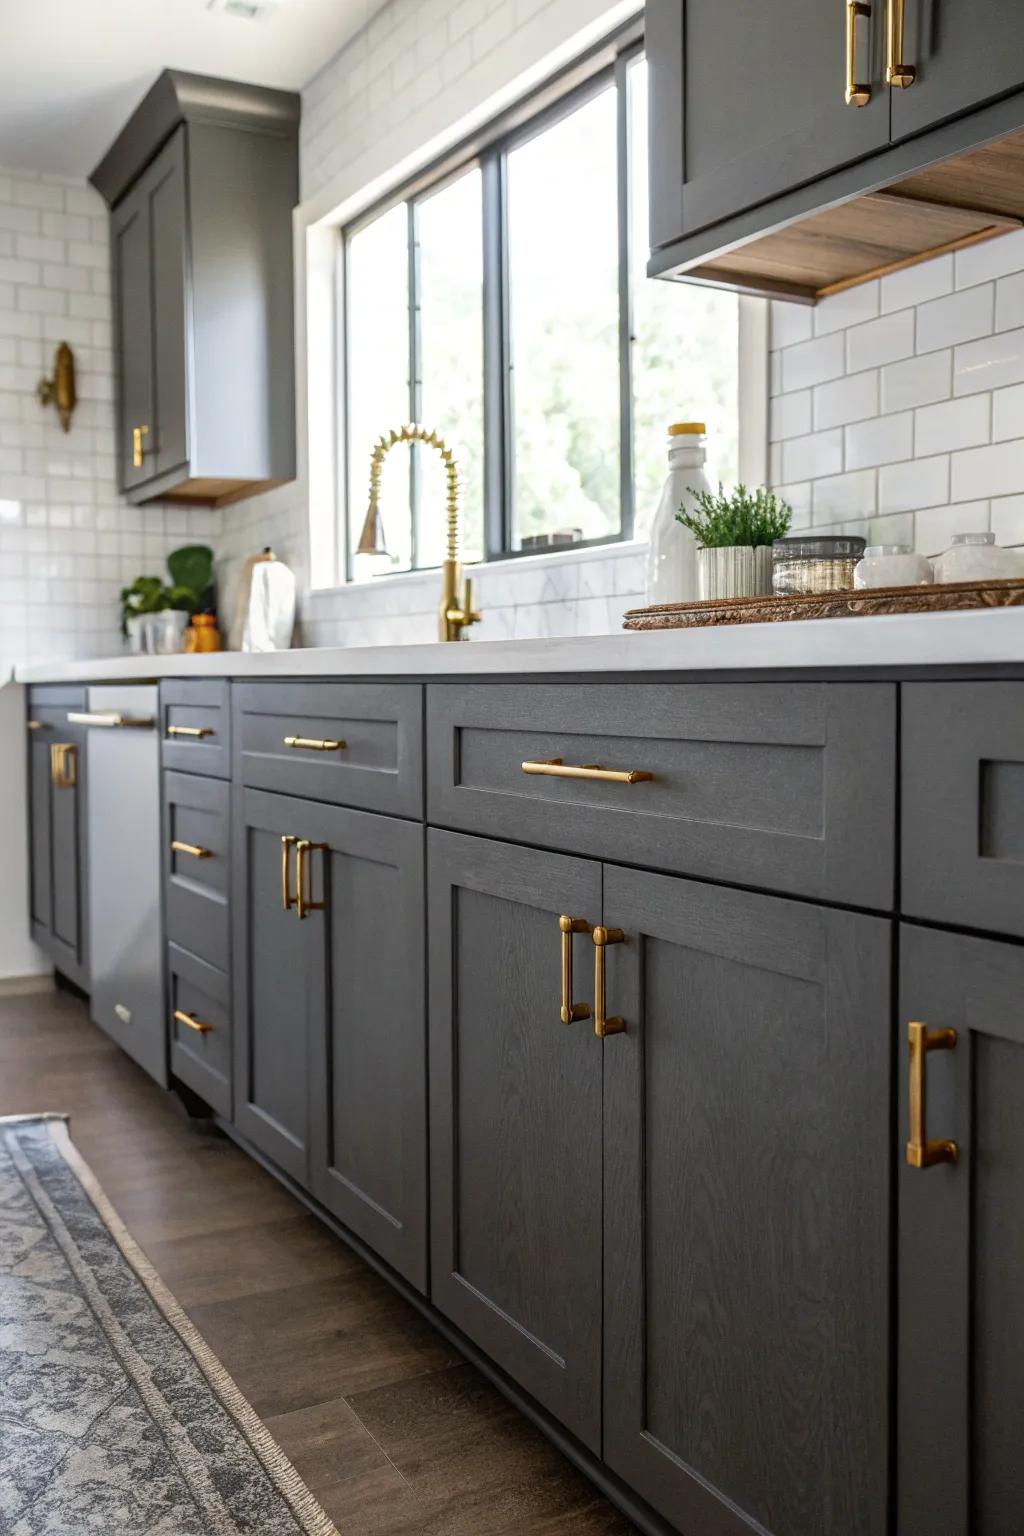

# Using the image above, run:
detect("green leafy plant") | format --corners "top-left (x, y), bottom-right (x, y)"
top-left (676, 484), bottom-right (792, 549)
top-left (120, 545), bottom-right (215, 636)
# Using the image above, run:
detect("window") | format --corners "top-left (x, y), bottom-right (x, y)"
top-left (340, 37), bottom-right (741, 581)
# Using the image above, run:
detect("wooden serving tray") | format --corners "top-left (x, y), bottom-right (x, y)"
top-left (623, 576), bottom-right (1024, 631)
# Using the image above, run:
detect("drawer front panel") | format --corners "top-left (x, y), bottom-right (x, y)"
top-left (234, 682), bottom-right (422, 818)
top-left (163, 770), bottom-right (230, 968)
top-left (903, 682), bottom-right (1024, 939)
top-left (28, 686), bottom-right (87, 713)
top-left (167, 942), bottom-right (231, 1116)
top-left (161, 680), bottom-right (230, 778)
top-left (427, 682), bottom-right (896, 909)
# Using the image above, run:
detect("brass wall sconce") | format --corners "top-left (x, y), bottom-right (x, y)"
top-left (37, 342), bottom-right (77, 432)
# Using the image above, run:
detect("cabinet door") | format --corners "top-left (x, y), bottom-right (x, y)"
top-left (27, 725), bottom-right (52, 937)
top-left (303, 802), bottom-right (427, 1291)
top-left (428, 829), bottom-right (604, 1452)
top-left (890, 0), bottom-right (1024, 142)
top-left (603, 864), bottom-right (891, 1536)
top-left (898, 925), bottom-right (1024, 1536)
top-left (232, 788), bottom-right (315, 1184)
top-left (48, 718), bottom-right (86, 980)
top-left (648, 0), bottom-right (890, 249)
top-left (147, 126), bottom-right (189, 480)
top-left (111, 181), bottom-right (154, 493)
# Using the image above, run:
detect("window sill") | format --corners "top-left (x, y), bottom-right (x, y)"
top-left (308, 537), bottom-right (647, 601)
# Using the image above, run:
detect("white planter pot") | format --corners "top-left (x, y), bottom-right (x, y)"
top-left (696, 545), bottom-right (772, 601)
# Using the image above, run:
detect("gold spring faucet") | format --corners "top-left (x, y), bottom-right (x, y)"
top-left (356, 423), bottom-right (482, 642)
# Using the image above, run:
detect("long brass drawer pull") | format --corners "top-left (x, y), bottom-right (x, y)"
top-left (284, 736), bottom-right (346, 752)
top-left (522, 758), bottom-right (653, 785)
top-left (171, 840), bottom-right (212, 860)
top-left (281, 835), bottom-right (297, 912)
top-left (174, 1008), bottom-right (212, 1035)
top-left (296, 839), bottom-right (328, 920)
top-left (886, 0), bottom-right (915, 86)
top-left (50, 742), bottom-right (77, 789)
top-left (907, 1022), bottom-right (958, 1168)
top-left (67, 711), bottom-right (154, 729)
top-left (592, 926), bottom-right (626, 1038)
top-left (559, 916), bottom-right (592, 1024)
top-left (845, 0), bottom-right (871, 106)
top-left (167, 724), bottom-right (214, 739)
top-left (27, 719), bottom-right (48, 731)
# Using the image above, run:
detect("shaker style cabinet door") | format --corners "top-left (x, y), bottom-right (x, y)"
top-left (111, 180), bottom-right (154, 493)
top-left (602, 864), bottom-right (891, 1536)
top-left (889, 0), bottom-right (1024, 142)
top-left (27, 704), bottom-right (88, 990)
top-left (427, 829), bottom-right (604, 1452)
top-left (898, 924), bottom-right (1024, 1536)
top-left (647, 0), bottom-right (889, 251)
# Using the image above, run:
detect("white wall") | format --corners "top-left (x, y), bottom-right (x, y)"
top-left (0, 684), bottom-right (47, 979)
top-left (768, 232), bottom-right (1024, 555)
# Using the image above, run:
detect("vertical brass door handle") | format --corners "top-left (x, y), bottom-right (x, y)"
top-left (907, 1022), bottom-right (958, 1168)
top-left (281, 835), bottom-right (297, 912)
top-left (886, 0), bottom-right (915, 86)
top-left (592, 926), bottom-right (626, 1038)
top-left (50, 742), bottom-right (77, 788)
top-left (846, 0), bottom-right (872, 106)
top-left (132, 424), bottom-right (150, 468)
top-left (559, 916), bottom-right (592, 1024)
top-left (296, 839), bottom-right (328, 920)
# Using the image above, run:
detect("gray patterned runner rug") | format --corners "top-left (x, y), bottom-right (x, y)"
top-left (0, 1114), bottom-right (338, 1535)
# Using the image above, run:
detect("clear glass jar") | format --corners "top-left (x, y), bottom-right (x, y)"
top-left (854, 544), bottom-right (933, 589)
top-left (772, 536), bottom-right (866, 595)
top-left (933, 531), bottom-right (1022, 583)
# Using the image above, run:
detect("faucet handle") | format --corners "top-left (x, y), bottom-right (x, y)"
top-left (462, 575), bottom-right (482, 627)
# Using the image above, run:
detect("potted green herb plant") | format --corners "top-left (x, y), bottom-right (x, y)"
top-left (121, 545), bottom-right (215, 653)
top-left (676, 485), bottom-right (792, 600)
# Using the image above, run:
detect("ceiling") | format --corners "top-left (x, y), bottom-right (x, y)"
top-left (0, 0), bottom-right (385, 179)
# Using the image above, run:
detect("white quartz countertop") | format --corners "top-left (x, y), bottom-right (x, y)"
top-left (12, 608), bottom-right (1024, 684)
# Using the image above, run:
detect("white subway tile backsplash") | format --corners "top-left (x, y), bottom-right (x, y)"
top-left (846, 412), bottom-right (913, 469)
top-left (880, 350), bottom-right (952, 413)
top-left (847, 308), bottom-right (915, 373)
top-left (915, 501), bottom-right (990, 556)
top-left (914, 393), bottom-right (991, 457)
top-left (951, 438), bottom-right (1024, 502)
top-left (916, 284), bottom-right (993, 354)
top-left (780, 331), bottom-right (845, 391)
top-left (813, 280), bottom-right (879, 337)
top-left (992, 382), bottom-right (1024, 442)
top-left (769, 388), bottom-right (811, 441)
top-left (813, 369), bottom-right (878, 430)
top-left (879, 255), bottom-right (953, 315)
top-left (955, 228), bottom-right (1024, 289)
top-left (770, 299), bottom-right (813, 350)
top-left (954, 325), bottom-right (1024, 397)
top-left (878, 454), bottom-right (949, 514)
top-left (782, 428), bottom-right (843, 483)
top-left (811, 468), bottom-right (877, 519)
top-left (990, 494), bottom-right (1024, 547)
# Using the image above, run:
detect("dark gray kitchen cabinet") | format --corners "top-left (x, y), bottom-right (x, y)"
top-left (647, 0), bottom-right (889, 247)
top-left (898, 924), bottom-right (1024, 1536)
top-left (602, 864), bottom-right (891, 1536)
top-left (428, 828), bottom-right (604, 1452)
top-left (94, 71), bottom-right (299, 508)
top-left (890, 0), bottom-right (1024, 141)
top-left (233, 787), bottom-right (427, 1287)
top-left (26, 698), bottom-right (88, 990)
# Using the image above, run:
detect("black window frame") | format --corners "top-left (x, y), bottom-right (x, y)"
top-left (340, 17), bottom-right (646, 581)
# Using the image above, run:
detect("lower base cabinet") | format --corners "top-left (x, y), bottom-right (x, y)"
top-left (428, 828), bottom-right (892, 1534)
top-left (233, 788), bottom-right (427, 1290)
top-left (28, 706), bottom-right (88, 988)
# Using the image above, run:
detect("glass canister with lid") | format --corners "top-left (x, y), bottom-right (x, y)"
top-left (933, 531), bottom-right (1022, 583)
top-left (771, 535), bottom-right (866, 596)
top-left (854, 544), bottom-right (933, 588)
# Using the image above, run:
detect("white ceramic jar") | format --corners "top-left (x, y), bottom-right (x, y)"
top-left (854, 544), bottom-right (933, 589)
top-left (933, 532), bottom-right (1022, 583)
top-left (644, 423), bottom-right (711, 606)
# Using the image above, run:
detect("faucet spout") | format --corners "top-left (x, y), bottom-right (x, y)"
top-left (356, 423), bottom-right (482, 642)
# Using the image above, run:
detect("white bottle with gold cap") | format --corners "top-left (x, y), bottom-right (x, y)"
top-left (645, 422), bottom-right (710, 607)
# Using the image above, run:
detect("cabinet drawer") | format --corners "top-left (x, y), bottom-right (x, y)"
top-left (167, 942), bottom-right (231, 1117)
top-left (28, 686), bottom-right (87, 715)
top-left (163, 770), bottom-right (229, 968)
top-left (902, 682), bottom-right (1024, 939)
top-left (234, 682), bottom-right (422, 819)
top-left (427, 682), bottom-right (896, 908)
top-left (160, 681), bottom-right (230, 778)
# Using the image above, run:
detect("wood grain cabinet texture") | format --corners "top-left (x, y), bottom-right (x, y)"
top-left (26, 687), bottom-right (89, 990)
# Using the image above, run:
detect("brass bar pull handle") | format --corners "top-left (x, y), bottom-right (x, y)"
top-left (27, 719), bottom-right (48, 731)
top-left (886, 0), bottom-right (915, 86)
top-left (295, 839), bottom-right (328, 920)
top-left (174, 1009), bottom-right (212, 1035)
top-left (284, 736), bottom-right (346, 752)
top-left (559, 916), bottom-right (592, 1024)
top-left (281, 835), bottom-right (297, 912)
top-left (50, 743), bottom-right (77, 788)
top-left (132, 424), bottom-right (149, 468)
top-left (167, 724), bottom-right (214, 739)
top-left (907, 1022), bottom-right (958, 1168)
top-left (522, 758), bottom-right (653, 785)
top-left (171, 840), bottom-right (212, 860)
top-left (846, 0), bottom-right (872, 106)
top-left (592, 926), bottom-right (626, 1038)
top-left (67, 711), bottom-right (154, 729)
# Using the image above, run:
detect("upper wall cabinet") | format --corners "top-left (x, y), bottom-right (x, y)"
top-left (647, 0), bottom-right (1024, 303)
top-left (92, 71), bottom-right (299, 507)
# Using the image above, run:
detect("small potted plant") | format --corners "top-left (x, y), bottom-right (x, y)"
top-left (676, 485), bottom-right (792, 600)
top-left (121, 545), bottom-right (216, 653)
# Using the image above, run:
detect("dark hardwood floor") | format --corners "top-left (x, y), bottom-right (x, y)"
top-left (0, 985), bottom-right (635, 1534)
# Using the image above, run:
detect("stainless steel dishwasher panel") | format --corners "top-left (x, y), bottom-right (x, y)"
top-left (84, 685), bottom-right (167, 1086)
